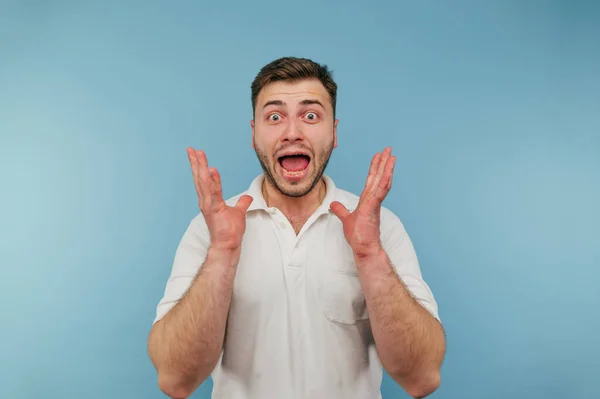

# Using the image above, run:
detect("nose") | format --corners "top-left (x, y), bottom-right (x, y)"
top-left (280, 118), bottom-right (304, 143)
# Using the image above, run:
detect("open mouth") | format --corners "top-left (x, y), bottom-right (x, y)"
top-left (278, 154), bottom-right (311, 176)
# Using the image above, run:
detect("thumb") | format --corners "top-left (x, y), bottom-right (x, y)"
top-left (235, 195), bottom-right (254, 213)
top-left (330, 201), bottom-right (350, 220)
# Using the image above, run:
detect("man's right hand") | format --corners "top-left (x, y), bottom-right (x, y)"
top-left (187, 148), bottom-right (254, 257)
top-left (149, 149), bottom-right (253, 398)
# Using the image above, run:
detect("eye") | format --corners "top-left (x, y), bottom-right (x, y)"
top-left (304, 112), bottom-right (318, 121)
top-left (268, 113), bottom-right (281, 122)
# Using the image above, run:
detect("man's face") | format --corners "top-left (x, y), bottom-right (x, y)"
top-left (251, 79), bottom-right (338, 198)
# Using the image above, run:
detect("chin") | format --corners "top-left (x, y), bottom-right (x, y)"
top-left (279, 182), bottom-right (314, 198)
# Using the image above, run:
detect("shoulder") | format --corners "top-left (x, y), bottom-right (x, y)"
top-left (181, 212), bottom-right (209, 243)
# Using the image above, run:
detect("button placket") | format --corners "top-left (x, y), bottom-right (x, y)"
top-left (288, 239), bottom-right (307, 268)
top-left (268, 209), bottom-right (295, 265)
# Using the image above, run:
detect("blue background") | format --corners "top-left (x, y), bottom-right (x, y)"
top-left (1, 1), bottom-right (599, 398)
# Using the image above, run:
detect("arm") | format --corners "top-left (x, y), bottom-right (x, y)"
top-left (148, 148), bottom-right (253, 399)
top-left (330, 147), bottom-right (445, 398)
top-left (148, 247), bottom-right (237, 399)
top-left (356, 247), bottom-right (445, 398)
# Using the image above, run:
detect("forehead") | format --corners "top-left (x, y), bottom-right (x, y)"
top-left (258, 79), bottom-right (331, 109)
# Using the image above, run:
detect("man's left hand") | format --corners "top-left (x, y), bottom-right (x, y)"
top-left (330, 147), bottom-right (396, 260)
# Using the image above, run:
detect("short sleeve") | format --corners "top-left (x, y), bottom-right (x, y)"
top-left (153, 213), bottom-right (211, 324)
top-left (380, 207), bottom-right (441, 323)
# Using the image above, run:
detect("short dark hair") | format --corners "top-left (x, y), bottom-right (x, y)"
top-left (251, 56), bottom-right (338, 118)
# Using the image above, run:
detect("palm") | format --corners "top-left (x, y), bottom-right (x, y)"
top-left (340, 205), bottom-right (381, 254)
top-left (187, 148), bottom-right (253, 253)
top-left (205, 202), bottom-right (250, 251)
top-left (331, 147), bottom-right (396, 258)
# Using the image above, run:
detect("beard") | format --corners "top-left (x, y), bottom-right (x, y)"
top-left (254, 139), bottom-right (334, 198)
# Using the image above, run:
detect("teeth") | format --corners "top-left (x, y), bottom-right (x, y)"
top-left (282, 168), bottom-right (305, 176)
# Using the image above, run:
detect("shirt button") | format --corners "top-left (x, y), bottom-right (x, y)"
top-left (279, 221), bottom-right (286, 229)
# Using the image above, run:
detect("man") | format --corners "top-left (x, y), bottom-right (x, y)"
top-left (148, 57), bottom-right (446, 399)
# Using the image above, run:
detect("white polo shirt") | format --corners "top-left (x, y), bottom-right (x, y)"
top-left (153, 174), bottom-right (440, 399)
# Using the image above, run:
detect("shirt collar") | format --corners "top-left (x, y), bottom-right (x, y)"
top-left (245, 174), bottom-right (349, 214)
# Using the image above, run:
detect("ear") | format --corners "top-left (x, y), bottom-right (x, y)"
top-left (333, 119), bottom-right (339, 148)
top-left (250, 119), bottom-right (255, 148)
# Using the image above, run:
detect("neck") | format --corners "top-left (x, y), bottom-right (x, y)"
top-left (262, 177), bottom-right (327, 219)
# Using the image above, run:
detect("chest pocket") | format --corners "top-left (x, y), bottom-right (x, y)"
top-left (313, 235), bottom-right (370, 326)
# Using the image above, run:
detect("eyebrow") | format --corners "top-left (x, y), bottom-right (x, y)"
top-left (262, 99), bottom-right (326, 110)
top-left (263, 100), bottom-right (284, 109)
top-left (300, 99), bottom-right (325, 109)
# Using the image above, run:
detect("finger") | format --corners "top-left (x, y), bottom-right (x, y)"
top-left (373, 149), bottom-right (396, 203)
top-left (372, 147), bottom-right (392, 193)
top-left (330, 201), bottom-right (351, 221)
top-left (360, 152), bottom-right (381, 205)
top-left (377, 155), bottom-right (396, 200)
top-left (187, 148), bottom-right (203, 199)
top-left (364, 152), bottom-right (381, 192)
top-left (385, 156), bottom-right (396, 191)
top-left (235, 195), bottom-right (254, 213)
top-left (209, 167), bottom-right (225, 208)
top-left (196, 149), bottom-right (212, 202)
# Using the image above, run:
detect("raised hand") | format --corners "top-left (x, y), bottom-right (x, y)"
top-left (330, 147), bottom-right (396, 259)
top-left (187, 148), bottom-right (253, 254)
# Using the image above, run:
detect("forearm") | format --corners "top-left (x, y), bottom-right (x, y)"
top-left (356, 249), bottom-right (445, 397)
top-left (149, 247), bottom-right (238, 397)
